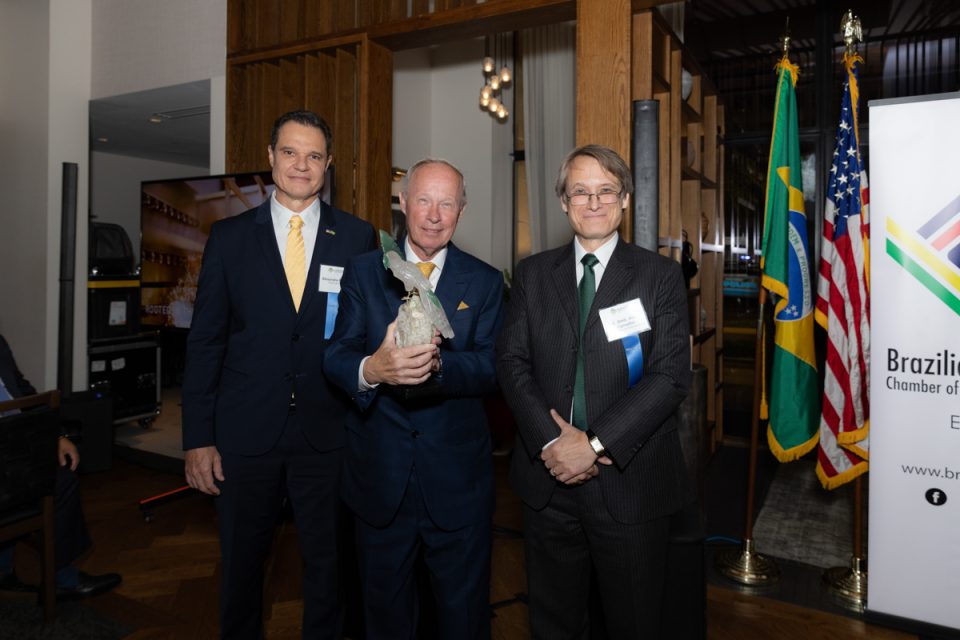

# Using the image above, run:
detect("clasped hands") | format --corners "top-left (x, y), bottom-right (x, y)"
top-left (363, 320), bottom-right (442, 386)
top-left (541, 409), bottom-right (613, 485)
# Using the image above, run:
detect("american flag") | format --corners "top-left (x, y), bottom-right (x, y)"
top-left (815, 53), bottom-right (870, 489)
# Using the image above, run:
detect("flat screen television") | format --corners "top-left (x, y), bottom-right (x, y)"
top-left (139, 172), bottom-right (275, 329)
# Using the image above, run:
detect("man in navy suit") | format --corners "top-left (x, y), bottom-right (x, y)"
top-left (182, 110), bottom-right (377, 639)
top-left (497, 145), bottom-right (691, 639)
top-left (0, 334), bottom-right (121, 599)
top-left (324, 159), bottom-right (503, 640)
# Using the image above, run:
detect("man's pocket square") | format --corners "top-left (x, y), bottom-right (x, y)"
top-left (457, 301), bottom-right (469, 311)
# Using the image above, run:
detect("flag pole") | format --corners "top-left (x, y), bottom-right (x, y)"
top-left (715, 285), bottom-right (779, 585)
top-left (821, 9), bottom-right (868, 613)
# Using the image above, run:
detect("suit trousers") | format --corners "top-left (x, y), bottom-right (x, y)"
top-left (216, 413), bottom-right (341, 640)
top-left (354, 468), bottom-right (492, 640)
top-left (0, 464), bottom-right (91, 575)
top-left (523, 477), bottom-right (671, 640)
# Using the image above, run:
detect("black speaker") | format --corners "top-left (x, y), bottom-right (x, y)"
top-left (61, 391), bottom-right (114, 474)
top-left (632, 100), bottom-right (660, 252)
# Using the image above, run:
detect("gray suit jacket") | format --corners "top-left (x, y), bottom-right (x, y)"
top-left (496, 238), bottom-right (691, 524)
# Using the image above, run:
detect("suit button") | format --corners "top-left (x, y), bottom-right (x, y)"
top-left (411, 430), bottom-right (420, 439)
top-left (292, 333), bottom-right (301, 341)
top-left (284, 372), bottom-right (294, 381)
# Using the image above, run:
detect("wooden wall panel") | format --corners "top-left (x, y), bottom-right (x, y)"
top-left (357, 39), bottom-right (393, 232)
top-left (279, 0), bottom-right (302, 44)
top-left (334, 48), bottom-right (358, 212)
top-left (576, 0), bottom-right (631, 239)
top-left (304, 52), bottom-right (337, 129)
top-left (575, 0), bottom-right (631, 156)
top-left (336, 0), bottom-right (357, 32)
top-left (279, 57), bottom-right (306, 115)
top-left (256, 0), bottom-right (280, 50)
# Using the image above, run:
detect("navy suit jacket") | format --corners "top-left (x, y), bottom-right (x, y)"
top-left (182, 199), bottom-right (377, 456)
top-left (323, 242), bottom-right (504, 530)
top-left (497, 239), bottom-right (692, 525)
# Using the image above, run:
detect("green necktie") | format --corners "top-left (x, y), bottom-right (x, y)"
top-left (573, 253), bottom-right (599, 430)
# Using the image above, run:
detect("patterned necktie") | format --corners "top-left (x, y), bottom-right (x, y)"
top-left (285, 214), bottom-right (306, 311)
top-left (417, 261), bottom-right (436, 283)
top-left (573, 253), bottom-right (599, 430)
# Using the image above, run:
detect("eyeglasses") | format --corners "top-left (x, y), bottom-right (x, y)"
top-left (564, 188), bottom-right (622, 206)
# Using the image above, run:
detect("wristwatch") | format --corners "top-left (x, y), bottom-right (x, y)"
top-left (585, 430), bottom-right (607, 458)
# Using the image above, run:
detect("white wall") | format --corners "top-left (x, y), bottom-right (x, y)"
top-left (393, 41), bottom-right (514, 271)
top-left (0, 0), bottom-right (53, 388)
top-left (91, 0), bottom-right (226, 99)
top-left (48, 0), bottom-right (93, 391)
top-left (91, 152), bottom-right (208, 257)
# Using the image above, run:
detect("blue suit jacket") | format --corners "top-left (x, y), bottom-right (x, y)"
top-left (181, 199), bottom-right (377, 456)
top-left (323, 242), bottom-right (504, 530)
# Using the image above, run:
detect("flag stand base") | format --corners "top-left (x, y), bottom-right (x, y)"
top-left (715, 538), bottom-right (780, 586)
top-left (823, 556), bottom-right (867, 613)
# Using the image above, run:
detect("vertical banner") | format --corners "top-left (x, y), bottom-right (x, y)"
top-left (869, 93), bottom-right (960, 631)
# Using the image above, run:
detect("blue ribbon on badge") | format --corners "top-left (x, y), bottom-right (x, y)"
top-left (324, 292), bottom-right (339, 339)
top-left (622, 334), bottom-right (643, 387)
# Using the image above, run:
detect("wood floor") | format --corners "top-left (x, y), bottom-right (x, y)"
top-left (9, 455), bottom-right (917, 639)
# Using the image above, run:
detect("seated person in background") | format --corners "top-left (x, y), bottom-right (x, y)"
top-left (0, 333), bottom-right (122, 599)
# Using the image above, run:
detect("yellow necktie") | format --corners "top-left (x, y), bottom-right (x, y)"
top-left (417, 261), bottom-right (436, 282)
top-left (285, 215), bottom-right (306, 311)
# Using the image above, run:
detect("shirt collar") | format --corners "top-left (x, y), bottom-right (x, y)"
top-left (574, 232), bottom-right (619, 269)
top-left (270, 192), bottom-right (321, 227)
top-left (404, 237), bottom-right (448, 273)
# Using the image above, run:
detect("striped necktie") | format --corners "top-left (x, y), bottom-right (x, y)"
top-left (572, 253), bottom-right (599, 429)
top-left (285, 214), bottom-right (306, 311)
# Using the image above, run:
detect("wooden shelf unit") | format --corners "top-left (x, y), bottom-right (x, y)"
top-left (633, 9), bottom-right (725, 450)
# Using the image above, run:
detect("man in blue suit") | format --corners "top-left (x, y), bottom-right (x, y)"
top-left (324, 159), bottom-right (503, 640)
top-left (182, 110), bottom-right (377, 639)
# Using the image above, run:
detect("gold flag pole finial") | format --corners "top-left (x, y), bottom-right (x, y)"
top-left (779, 16), bottom-right (791, 57)
top-left (841, 9), bottom-right (863, 56)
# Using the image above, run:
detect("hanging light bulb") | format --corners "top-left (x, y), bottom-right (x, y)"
top-left (499, 66), bottom-right (511, 84)
top-left (497, 104), bottom-right (507, 119)
top-left (480, 93), bottom-right (490, 108)
top-left (488, 98), bottom-right (500, 113)
top-left (482, 56), bottom-right (494, 73)
top-left (480, 84), bottom-right (492, 100)
top-left (490, 75), bottom-right (501, 91)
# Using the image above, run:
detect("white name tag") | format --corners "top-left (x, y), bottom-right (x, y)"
top-left (599, 298), bottom-right (651, 342)
top-left (318, 265), bottom-right (344, 293)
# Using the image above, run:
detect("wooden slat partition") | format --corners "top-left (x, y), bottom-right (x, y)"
top-left (334, 47), bottom-right (358, 212)
top-left (357, 39), bottom-right (393, 233)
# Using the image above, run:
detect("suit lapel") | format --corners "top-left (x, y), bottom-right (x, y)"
top-left (435, 243), bottom-right (467, 321)
top-left (299, 201), bottom-right (337, 317)
top-left (586, 239), bottom-right (636, 334)
top-left (253, 201), bottom-right (296, 314)
top-left (550, 243), bottom-right (579, 337)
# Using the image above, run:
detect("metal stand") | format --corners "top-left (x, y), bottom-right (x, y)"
top-left (824, 556), bottom-right (867, 612)
top-left (715, 287), bottom-right (779, 586)
top-left (716, 538), bottom-right (780, 586)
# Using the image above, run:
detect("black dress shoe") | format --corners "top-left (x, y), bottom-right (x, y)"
top-left (56, 571), bottom-right (122, 600)
top-left (0, 571), bottom-right (38, 593)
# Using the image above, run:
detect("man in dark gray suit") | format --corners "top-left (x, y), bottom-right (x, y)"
top-left (496, 144), bottom-right (691, 639)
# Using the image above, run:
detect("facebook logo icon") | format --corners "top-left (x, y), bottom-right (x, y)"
top-left (925, 488), bottom-right (948, 506)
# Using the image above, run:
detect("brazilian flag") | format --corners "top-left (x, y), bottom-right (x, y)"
top-left (760, 56), bottom-right (818, 462)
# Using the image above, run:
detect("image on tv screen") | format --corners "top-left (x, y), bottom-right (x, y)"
top-left (140, 172), bottom-right (275, 329)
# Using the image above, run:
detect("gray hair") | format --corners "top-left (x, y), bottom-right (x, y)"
top-left (554, 144), bottom-right (634, 200)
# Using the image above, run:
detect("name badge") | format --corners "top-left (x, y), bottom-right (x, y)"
top-left (319, 265), bottom-right (344, 293)
top-left (599, 298), bottom-right (651, 342)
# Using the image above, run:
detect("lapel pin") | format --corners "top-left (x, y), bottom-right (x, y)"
top-left (324, 228), bottom-right (336, 236)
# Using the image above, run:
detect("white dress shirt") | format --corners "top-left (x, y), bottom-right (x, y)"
top-left (270, 191), bottom-right (321, 271)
